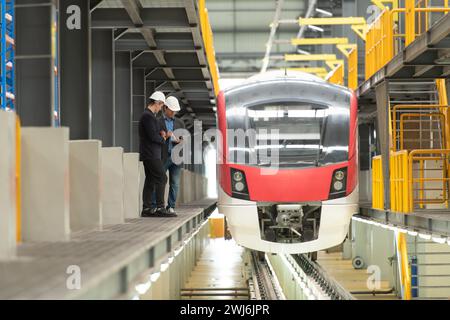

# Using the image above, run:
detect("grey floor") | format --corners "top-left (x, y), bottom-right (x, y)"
top-left (0, 199), bottom-right (216, 299)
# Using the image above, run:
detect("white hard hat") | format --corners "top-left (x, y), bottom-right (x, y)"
top-left (165, 96), bottom-right (181, 112)
top-left (149, 91), bottom-right (166, 103)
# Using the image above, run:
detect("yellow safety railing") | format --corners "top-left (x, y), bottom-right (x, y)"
top-left (365, 9), bottom-right (395, 79)
top-left (16, 115), bottom-right (21, 242)
top-left (199, 0), bottom-right (220, 96)
top-left (326, 63), bottom-right (344, 86)
top-left (347, 47), bottom-right (358, 90)
top-left (365, 1), bottom-right (450, 79)
top-left (390, 150), bottom-right (411, 213)
top-left (397, 232), bottom-right (412, 300)
top-left (372, 155), bottom-right (385, 210)
top-left (408, 149), bottom-right (450, 210)
top-left (405, 0), bottom-right (450, 45)
top-left (392, 104), bottom-right (450, 152)
top-left (399, 112), bottom-right (446, 150)
top-left (436, 79), bottom-right (450, 149)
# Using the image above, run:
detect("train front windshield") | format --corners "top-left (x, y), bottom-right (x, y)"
top-left (227, 102), bottom-right (349, 168)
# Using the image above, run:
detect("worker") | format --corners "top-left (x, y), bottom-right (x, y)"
top-left (139, 91), bottom-right (168, 217)
top-left (152, 96), bottom-right (185, 216)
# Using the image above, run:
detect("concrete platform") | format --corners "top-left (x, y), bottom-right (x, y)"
top-left (359, 204), bottom-right (450, 238)
top-left (0, 199), bottom-right (216, 300)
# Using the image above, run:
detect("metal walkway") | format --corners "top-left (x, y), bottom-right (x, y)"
top-left (0, 199), bottom-right (216, 300)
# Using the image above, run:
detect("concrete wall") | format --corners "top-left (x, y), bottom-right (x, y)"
top-left (21, 127), bottom-right (71, 242)
top-left (69, 140), bottom-right (102, 231)
top-left (101, 147), bottom-right (125, 225)
top-left (412, 240), bottom-right (450, 299)
top-left (351, 221), bottom-right (396, 287)
top-left (0, 111), bottom-right (17, 258)
top-left (123, 153), bottom-right (140, 219)
top-left (137, 166), bottom-right (209, 211)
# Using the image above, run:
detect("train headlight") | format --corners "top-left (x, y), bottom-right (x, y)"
top-left (235, 182), bottom-right (245, 192)
top-left (233, 171), bottom-right (243, 182)
top-left (329, 168), bottom-right (347, 200)
top-left (334, 170), bottom-right (345, 181)
top-left (333, 181), bottom-right (344, 191)
top-left (230, 168), bottom-right (249, 200)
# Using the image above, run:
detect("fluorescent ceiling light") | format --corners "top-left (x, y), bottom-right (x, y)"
top-left (418, 233), bottom-right (432, 240)
top-left (308, 25), bottom-right (324, 32)
top-left (315, 8), bottom-right (333, 17)
top-left (150, 272), bottom-right (161, 282)
top-left (432, 236), bottom-right (447, 244)
top-left (297, 49), bottom-right (311, 55)
top-left (398, 227), bottom-right (408, 234)
top-left (407, 230), bottom-right (418, 236)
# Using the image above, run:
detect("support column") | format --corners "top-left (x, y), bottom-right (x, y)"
top-left (376, 81), bottom-right (391, 209)
top-left (91, 29), bottom-right (114, 146)
top-left (114, 52), bottom-right (132, 151)
top-left (60, 0), bottom-right (90, 137)
top-left (131, 68), bottom-right (146, 152)
top-left (0, 111), bottom-right (17, 258)
top-left (15, 0), bottom-right (56, 126)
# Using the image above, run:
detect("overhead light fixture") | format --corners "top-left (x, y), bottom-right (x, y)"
top-left (315, 8), bottom-right (333, 17)
top-left (407, 230), bottom-right (418, 236)
top-left (150, 272), bottom-right (161, 282)
top-left (135, 281), bottom-right (151, 295)
top-left (308, 25), bottom-right (324, 32)
top-left (297, 48), bottom-right (311, 55)
top-left (398, 227), bottom-right (408, 234)
top-left (160, 262), bottom-right (169, 272)
top-left (418, 233), bottom-right (432, 240)
top-left (432, 236), bottom-right (447, 244)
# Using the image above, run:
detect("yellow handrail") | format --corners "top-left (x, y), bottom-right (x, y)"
top-left (391, 104), bottom-right (450, 152)
top-left (390, 150), bottom-right (411, 213)
top-left (372, 155), bottom-right (384, 210)
top-left (365, 2), bottom-right (450, 79)
top-left (399, 113), bottom-right (446, 150)
top-left (408, 149), bottom-right (450, 210)
top-left (397, 232), bottom-right (412, 300)
top-left (365, 9), bottom-right (394, 79)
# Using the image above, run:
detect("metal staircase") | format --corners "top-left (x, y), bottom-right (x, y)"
top-left (389, 80), bottom-right (450, 211)
top-left (0, 0), bottom-right (14, 111)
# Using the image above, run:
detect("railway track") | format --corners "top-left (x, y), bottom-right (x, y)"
top-left (290, 254), bottom-right (355, 300)
top-left (248, 251), bottom-right (284, 300)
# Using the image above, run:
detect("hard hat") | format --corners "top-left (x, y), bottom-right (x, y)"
top-left (149, 91), bottom-right (166, 103)
top-left (165, 96), bottom-right (181, 112)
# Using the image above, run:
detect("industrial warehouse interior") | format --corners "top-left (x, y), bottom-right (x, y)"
top-left (2, 0), bottom-right (450, 308)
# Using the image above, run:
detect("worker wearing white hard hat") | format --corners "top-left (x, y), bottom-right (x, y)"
top-left (151, 96), bottom-right (186, 216)
top-left (149, 91), bottom-right (166, 104)
top-left (139, 91), bottom-right (169, 217)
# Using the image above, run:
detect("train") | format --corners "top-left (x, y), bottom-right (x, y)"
top-left (217, 71), bottom-right (359, 254)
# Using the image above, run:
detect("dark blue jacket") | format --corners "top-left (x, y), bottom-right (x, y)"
top-left (139, 109), bottom-right (165, 161)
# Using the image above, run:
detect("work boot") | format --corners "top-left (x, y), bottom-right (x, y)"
top-left (155, 207), bottom-right (167, 215)
top-left (141, 207), bottom-right (156, 217)
top-left (167, 207), bottom-right (177, 217)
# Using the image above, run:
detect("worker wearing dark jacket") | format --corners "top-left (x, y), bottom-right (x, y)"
top-left (139, 91), bottom-right (168, 217)
top-left (153, 96), bottom-right (185, 215)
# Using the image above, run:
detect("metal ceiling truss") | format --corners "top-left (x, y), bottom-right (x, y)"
top-left (92, 0), bottom-right (216, 129)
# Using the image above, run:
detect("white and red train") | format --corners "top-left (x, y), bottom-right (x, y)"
top-left (217, 71), bottom-right (359, 254)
